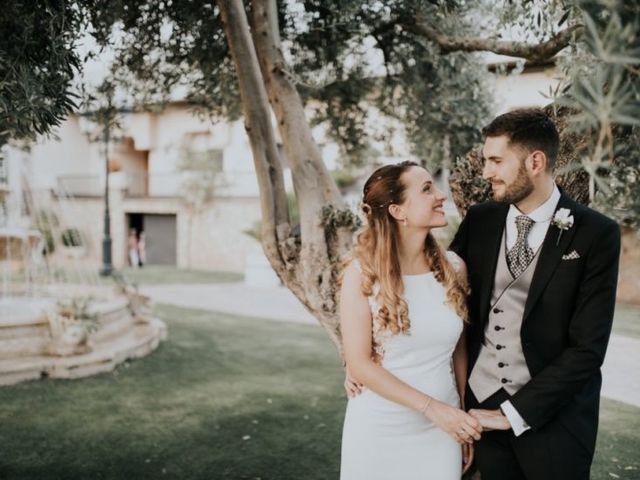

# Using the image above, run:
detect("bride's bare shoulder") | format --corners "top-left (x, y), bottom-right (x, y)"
top-left (342, 258), bottom-right (363, 282)
top-left (340, 258), bottom-right (368, 297)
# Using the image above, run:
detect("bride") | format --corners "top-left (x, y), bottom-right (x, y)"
top-left (339, 161), bottom-right (481, 479)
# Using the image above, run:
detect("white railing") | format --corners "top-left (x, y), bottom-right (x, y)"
top-left (56, 171), bottom-right (258, 198)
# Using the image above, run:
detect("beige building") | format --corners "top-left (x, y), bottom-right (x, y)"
top-left (5, 103), bottom-right (315, 272)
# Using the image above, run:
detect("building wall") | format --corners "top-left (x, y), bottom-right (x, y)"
top-left (49, 187), bottom-right (262, 272)
top-left (174, 197), bottom-right (262, 272)
top-left (29, 116), bottom-right (97, 191)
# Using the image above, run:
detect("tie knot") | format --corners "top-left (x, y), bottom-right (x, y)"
top-left (515, 215), bottom-right (535, 236)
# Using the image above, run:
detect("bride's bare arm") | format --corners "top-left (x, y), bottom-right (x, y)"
top-left (340, 261), bottom-right (482, 444)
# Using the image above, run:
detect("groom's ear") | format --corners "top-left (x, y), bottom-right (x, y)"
top-left (528, 150), bottom-right (548, 175)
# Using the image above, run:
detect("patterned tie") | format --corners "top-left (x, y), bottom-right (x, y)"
top-left (507, 215), bottom-right (535, 278)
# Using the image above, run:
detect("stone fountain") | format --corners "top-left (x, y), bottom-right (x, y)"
top-left (0, 167), bottom-right (166, 386)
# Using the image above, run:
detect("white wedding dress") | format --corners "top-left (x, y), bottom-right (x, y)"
top-left (340, 255), bottom-right (464, 480)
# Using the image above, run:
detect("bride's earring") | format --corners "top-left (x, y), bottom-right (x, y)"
top-left (403, 218), bottom-right (408, 227)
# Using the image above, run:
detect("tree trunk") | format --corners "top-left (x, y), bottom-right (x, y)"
top-left (218, 0), bottom-right (357, 355)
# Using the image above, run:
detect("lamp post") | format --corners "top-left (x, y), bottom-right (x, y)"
top-left (79, 79), bottom-right (132, 277)
top-left (100, 115), bottom-right (113, 277)
top-left (79, 91), bottom-right (117, 277)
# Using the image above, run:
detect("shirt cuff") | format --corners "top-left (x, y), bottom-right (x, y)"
top-left (500, 400), bottom-right (531, 437)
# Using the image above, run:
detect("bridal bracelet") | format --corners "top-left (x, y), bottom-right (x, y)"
top-left (419, 396), bottom-right (433, 415)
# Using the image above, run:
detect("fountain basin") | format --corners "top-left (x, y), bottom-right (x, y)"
top-left (0, 288), bottom-right (166, 385)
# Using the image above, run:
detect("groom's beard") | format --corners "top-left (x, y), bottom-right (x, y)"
top-left (491, 161), bottom-right (534, 204)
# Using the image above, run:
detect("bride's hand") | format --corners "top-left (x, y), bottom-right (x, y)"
top-left (468, 409), bottom-right (511, 431)
top-left (423, 400), bottom-right (482, 444)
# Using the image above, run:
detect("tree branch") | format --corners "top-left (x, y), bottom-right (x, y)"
top-left (216, 0), bottom-right (291, 277)
top-left (405, 22), bottom-right (582, 62)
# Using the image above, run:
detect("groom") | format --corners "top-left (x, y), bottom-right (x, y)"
top-left (450, 108), bottom-right (621, 479)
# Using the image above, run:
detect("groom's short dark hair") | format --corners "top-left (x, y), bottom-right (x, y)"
top-left (482, 108), bottom-right (560, 170)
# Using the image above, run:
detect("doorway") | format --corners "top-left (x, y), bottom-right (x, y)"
top-left (126, 213), bottom-right (177, 266)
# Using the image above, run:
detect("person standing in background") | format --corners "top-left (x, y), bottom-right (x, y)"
top-left (138, 231), bottom-right (146, 267)
top-left (128, 229), bottom-right (140, 268)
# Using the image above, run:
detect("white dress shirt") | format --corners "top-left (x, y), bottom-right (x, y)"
top-left (505, 185), bottom-right (561, 252)
top-left (500, 184), bottom-right (561, 436)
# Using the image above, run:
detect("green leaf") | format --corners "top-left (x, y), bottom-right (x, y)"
top-left (610, 114), bottom-right (640, 127)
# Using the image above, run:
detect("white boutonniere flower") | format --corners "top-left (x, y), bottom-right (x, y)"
top-left (552, 208), bottom-right (574, 245)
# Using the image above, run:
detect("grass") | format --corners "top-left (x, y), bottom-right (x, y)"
top-left (117, 266), bottom-right (244, 285)
top-left (0, 304), bottom-right (343, 480)
top-left (0, 304), bottom-right (638, 480)
top-left (5, 266), bottom-right (243, 288)
top-left (612, 303), bottom-right (640, 340)
top-left (594, 399), bottom-right (640, 479)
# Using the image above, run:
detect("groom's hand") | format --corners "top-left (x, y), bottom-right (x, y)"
top-left (344, 367), bottom-right (364, 398)
top-left (468, 409), bottom-right (511, 431)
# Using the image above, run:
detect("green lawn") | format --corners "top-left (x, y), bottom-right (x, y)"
top-left (0, 304), bottom-right (638, 480)
top-left (7, 266), bottom-right (243, 290)
top-left (117, 266), bottom-right (244, 285)
top-left (613, 303), bottom-right (640, 340)
top-left (594, 399), bottom-right (640, 480)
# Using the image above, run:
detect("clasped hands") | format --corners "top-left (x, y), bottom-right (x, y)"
top-left (422, 402), bottom-right (510, 446)
top-left (468, 408), bottom-right (512, 432)
top-left (343, 373), bottom-right (511, 443)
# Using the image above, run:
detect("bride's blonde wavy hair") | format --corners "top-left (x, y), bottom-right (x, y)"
top-left (344, 161), bottom-right (469, 361)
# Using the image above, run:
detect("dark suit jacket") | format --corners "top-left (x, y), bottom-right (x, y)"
top-left (450, 191), bottom-right (621, 455)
